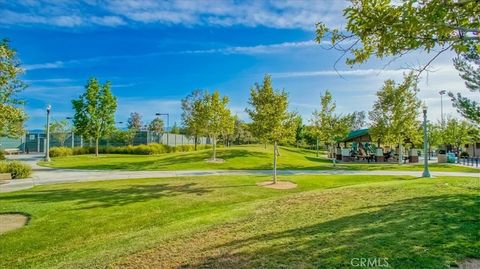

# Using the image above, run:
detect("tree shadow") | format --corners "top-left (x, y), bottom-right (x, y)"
top-left (0, 183), bottom-right (212, 209)
top-left (182, 194), bottom-right (480, 268)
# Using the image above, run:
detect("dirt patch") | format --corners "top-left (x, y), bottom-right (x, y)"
top-left (451, 259), bottom-right (480, 269)
top-left (257, 181), bottom-right (297, 189)
top-left (0, 213), bottom-right (29, 235)
top-left (204, 158), bottom-right (225, 163)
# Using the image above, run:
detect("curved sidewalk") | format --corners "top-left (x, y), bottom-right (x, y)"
top-left (1, 155), bottom-right (478, 193)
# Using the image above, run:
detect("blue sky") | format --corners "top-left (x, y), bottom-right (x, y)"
top-left (1, 0), bottom-right (475, 129)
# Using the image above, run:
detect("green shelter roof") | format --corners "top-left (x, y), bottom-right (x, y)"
top-left (342, 128), bottom-right (370, 142)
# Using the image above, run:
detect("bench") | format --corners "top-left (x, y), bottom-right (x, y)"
top-left (4, 148), bottom-right (20, 155)
top-left (0, 173), bottom-right (12, 180)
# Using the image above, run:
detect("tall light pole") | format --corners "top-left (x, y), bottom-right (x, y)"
top-left (439, 90), bottom-right (446, 127)
top-left (155, 113), bottom-right (169, 145)
top-left (66, 117), bottom-right (75, 148)
top-left (45, 105), bottom-right (52, 162)
top-left (422, 103), bottom-right (431, 178)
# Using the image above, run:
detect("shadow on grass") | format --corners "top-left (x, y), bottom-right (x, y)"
top-left (0, 183), bottom-right (212, 209)
top-left (183, 194), bottom-right (480, 269)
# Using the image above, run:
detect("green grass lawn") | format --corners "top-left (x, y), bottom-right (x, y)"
top-left (39, 145), bottom-right (479, 172)
top-left (0, 174), bottom-right (478, 268)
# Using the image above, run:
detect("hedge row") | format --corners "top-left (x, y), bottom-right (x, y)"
top-left (0, 161), bottom-right (32, 179)
top-left (49, 143), bottom-right (212, 157)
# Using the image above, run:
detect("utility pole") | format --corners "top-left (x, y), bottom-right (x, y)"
top-left (156, 113), bottom-right (169, 145)
top-left (45, 105), bottom-right (52, 162)
top-left (439, 90), bottom-right (446, 127)
top-left (422, 103), bottom-right (431, 178)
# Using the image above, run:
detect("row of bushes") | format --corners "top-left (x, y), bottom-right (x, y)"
top-left (0, 161), bottom-right (32, 179)
top-left (49, 143), bottom-right (213, 157)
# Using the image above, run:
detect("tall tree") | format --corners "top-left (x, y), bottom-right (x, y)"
top-left (72, 78), bottom-right (117, 156)
top-left (311, 90), bottom-right (352, 166)
top-left (203, 90), bottom-right (234, 161)
top-left (449, 52), bottom-right (480, 126)
top-left (50, 119), bottom-right (70, 147)
top-left (351, 111), bottom-right (367, 130)
top-left (181, 89), bottom-right (207, 150)
top-left (246, 74), bottom-right (296, 183)
top-left (148, 117), bottom-right (164, 143)
top-left (369, 74), bottom-right (421, 164)
top-left (0, 39), bottom-right (28, 138)
top-left (315, 0), bottom-right (479, 70)
top-left (127, 112), bottom-right (142, 130)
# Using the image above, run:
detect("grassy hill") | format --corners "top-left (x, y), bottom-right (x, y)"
top-left (0, 175), bottom-right (478, 268)
top-left (39, 145), bottom-right (479, 172)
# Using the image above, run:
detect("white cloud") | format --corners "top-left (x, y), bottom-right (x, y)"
top-left (183, 40), bottom-right (318, 55)
top-left (1, 0), bottom-right (347, 30)
top-left (24, 61), bottom-right (65, 70)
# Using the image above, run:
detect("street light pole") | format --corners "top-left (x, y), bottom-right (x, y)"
top-left (66, 117), bottom-right (74, 148)
top-left (155, 113), bottom-right (169, 145)
top-left (45, 105), bottom-right (52, 162)
top-left (439, 90), bottom-right (446, 127)
top-left (422, 103), bottom-right (431, 178)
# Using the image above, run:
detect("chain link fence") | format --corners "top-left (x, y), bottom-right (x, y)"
top-left (0, 131), bottom-right (210, 153)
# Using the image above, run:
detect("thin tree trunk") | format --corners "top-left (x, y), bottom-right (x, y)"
top-left (273, 140), bottom-right (277, 184)
top-left (398, 142), bottom-right (403, 165)
top-left (95, 138), bottom-right (99, 157)
top-left (194, 134), bottom-right (198, 151)
top-left (316, 139), bottom-right (319, 157)
top-left (332, 143), bottom-right (336, 167)
top-left (212, 137), bottom-right (216, 160)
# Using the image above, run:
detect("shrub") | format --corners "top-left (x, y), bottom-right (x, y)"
top-left (0, 161), bottom-right (32, 179)
top-left (49, 147), bottom-right (73, 157)
top-left (49, 143), bottom-right (212, 156)
top-left (0, 150), bottom-right (4, 160)
top-left (460, 151), bottom-right (469, 158)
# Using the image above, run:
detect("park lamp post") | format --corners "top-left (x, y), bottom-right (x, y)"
top-left (422, 103), bottom-right (431, 178)
top-left (45, 104), bottom-right (52, 162)
top-left (155, 113), bottom-right (169, 145)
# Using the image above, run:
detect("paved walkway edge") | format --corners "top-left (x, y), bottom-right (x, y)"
top-left (1, 169), bottom-right (478, 193)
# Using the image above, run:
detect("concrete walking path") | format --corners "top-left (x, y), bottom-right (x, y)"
top-left (1, 154), bottom-right (478, 193)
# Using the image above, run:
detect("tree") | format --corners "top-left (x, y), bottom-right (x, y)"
top-left (0, 39), bottom-right (28, 138)
top-left (231, 117), bottom-right (255, 145)
top-left (72, 78), bottom-right (117, 156)
top-left (246, 74), bottom-right (296, 183)
top-left (369, 74), bottom-right (421, 164)
top-left (311, 90), bottom-right (352, 166)
top-left (181, 90), bottom-right (207, 150)
top-left (351, 111), bottom-right (366, 130)
top-left (427, 122), bottom-right (443, 159)
top-left (442, 117), bottom-right (476, 162)
top-left (316, 0), bottom-right (479, 70)
top-left (50, 119), bottom-right (70, 147)
top-left (148, 117), bottom-right (164, 143)
top-left (170, 122), bottom-right (180, 134)
top-left (449, 52), bottom-right (480, 126)
top-left (203, 90), bottom-right (234, 161)
top-left (127, 112), bottom-right (142, 130)
top-left (293, 114), bottom-right (304, 147)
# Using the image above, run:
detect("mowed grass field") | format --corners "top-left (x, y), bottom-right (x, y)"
top-left (0, 175), bottom-right (478, 268)
top-left (39, 145), bottom-right (479, 172)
